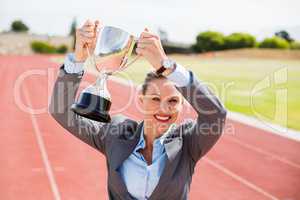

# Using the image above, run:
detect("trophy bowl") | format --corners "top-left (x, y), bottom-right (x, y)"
top-left (71, 26), bottom-right (138, 122)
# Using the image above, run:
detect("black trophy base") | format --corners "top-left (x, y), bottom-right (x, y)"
top-left (71, 92), bottom-right (111, 123)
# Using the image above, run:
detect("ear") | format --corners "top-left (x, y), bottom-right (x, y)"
top-left (138, 94), bottom-right (144, 104)
top-left (180, 95), bottom-right (184, 105)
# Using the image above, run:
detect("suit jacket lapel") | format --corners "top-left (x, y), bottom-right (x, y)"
top-left (110, 121), bottom-right (143, 170)
top-left (108, 121), bottom-right (143, 199)
top-left (164, 125), bottom-right (183, 160)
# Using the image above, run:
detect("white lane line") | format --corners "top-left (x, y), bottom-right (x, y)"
top-left (227, 111), bottom-right (300, 142)
top-left (23, 85), bottom-right (61, 200)
top-left (203, 157), bottom-right (279, 200)
top-left (224, 136), bottom-right (300, 169)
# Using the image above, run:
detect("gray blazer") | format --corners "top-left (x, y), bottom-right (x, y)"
top-left (49, 66), bottom-right (227, 200)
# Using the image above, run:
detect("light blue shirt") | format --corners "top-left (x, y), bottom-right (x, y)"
top-left (118, 129), bottom-right (168, 199)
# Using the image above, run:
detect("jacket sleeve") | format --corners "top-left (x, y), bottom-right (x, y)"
top-left (177, 71), bottom-right (227, 163)
top-left (48, 66), bottom-right (126, 155)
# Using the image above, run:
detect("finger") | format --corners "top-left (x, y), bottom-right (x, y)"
top-left (82, 26), bottom-right (95, 32)
top-left (80, 29), bottom-right (95, 36)
top-left (95, 20), bottom-right (100, 29)
top-left (81, 40), bottom-right (94, 47)
top-left (138, 38), bottom-right (157, 49)
top-left (137, 38), bottom-right (153, 45)
top-left (79, 31), bottom-right (96, 38)
top-left (83, 22), bottom-right (97, 30)
top-left (140, 31), bottom-right (155, 38)
top-left (137, 41), bottom-right (155, 49)
top-left (75, 28), bottom-right (81, 36)
top-left (140, 31), bottom-right (159, 39)
top-left (136, 47), bottom-right (147, 56)
top-left (137, 43), bottom-right (146, 49)
top-left (83, 19), bottom-right (94, 27)
top-left (94, 20), bottom-right (101, 33)
top-left (82, 23), bottom-right (97, 34)
top-left (82, 21), bottom-right (101, 34)
top-left (140, 28), bottom-right (150, 35)
top-left (138, 37), bottom-right (156, 44)
top-left (80, 36), bottom-right (95, 44)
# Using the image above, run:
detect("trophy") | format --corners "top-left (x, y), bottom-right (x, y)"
top-left (71, 26), bottom-right (139, 123)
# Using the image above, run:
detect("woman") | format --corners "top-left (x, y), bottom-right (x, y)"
top-left (49, 19), bottom-right (227, 200)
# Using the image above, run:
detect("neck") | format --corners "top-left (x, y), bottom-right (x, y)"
top-left (143, 121), bottom-right (161, 148)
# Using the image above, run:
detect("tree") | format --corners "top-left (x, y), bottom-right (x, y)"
top-left (193, 31), bottom-right (225, 52)
top-left (69, 17), bottom-right (77, 50)
top-left (275, 30), bottom-right (294, 43)
top-left (69, 17), bottom-right (77, 36)
top-left (11, 20), bottom-right (29, 32)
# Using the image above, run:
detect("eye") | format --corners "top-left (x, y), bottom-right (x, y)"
top-left (152, 97), bottom-right (160, 102)
top-left (168, 98), bottom-right (178, 104)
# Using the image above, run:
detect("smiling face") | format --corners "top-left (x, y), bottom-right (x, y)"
top-left (140, 77), bottom-right (183, 136)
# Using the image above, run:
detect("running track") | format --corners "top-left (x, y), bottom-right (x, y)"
top-left (1, 55), bottom-right (300, 200)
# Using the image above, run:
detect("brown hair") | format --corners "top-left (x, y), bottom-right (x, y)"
top-left (141, 72), bottom-right (166, 95)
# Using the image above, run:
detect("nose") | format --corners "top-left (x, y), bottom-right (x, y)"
top-left (160, 101), bottom-right (172, 114)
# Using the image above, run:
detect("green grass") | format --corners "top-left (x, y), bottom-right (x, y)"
top-left (51, 54), bottom-right (300, 131)
top-left (119, 55), bottom-right (300, 131)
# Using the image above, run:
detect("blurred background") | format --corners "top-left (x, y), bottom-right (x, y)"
top-left (1, 0), bottom-right (299, 130)
top-left (0, 0), bottom-right (299, 199)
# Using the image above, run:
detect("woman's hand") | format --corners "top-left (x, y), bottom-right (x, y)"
top-left (136, 28), bottom-right (168, 70)
top-left (75, 19), bottom-right (101, 62)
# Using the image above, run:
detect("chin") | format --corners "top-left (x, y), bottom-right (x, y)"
top-left (152, 114), bottom-right (176, 132)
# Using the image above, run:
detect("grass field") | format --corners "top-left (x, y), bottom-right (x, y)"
top-left (118, 54), bottom-right (300, 131)
top-left (52, 51), bottom-right (300, 131)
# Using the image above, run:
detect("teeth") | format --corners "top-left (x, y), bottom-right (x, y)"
top-left (155, 115), bottom-right (170, 121)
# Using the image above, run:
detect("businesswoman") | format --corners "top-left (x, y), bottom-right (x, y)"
top-left (49, 19), bottom-right (227, 200)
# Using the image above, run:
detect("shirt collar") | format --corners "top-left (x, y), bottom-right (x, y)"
top-left (134, 123), bottom-right (176, 152)
top-left (134, 130), bottom-right (146, 151)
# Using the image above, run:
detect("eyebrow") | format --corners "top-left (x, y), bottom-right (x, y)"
top-left (144, 94), bottom-right (179, 99)
top-left (143, 94), bottom-right (160, 98)
top-left (148, 93), bottom-right (161, 96)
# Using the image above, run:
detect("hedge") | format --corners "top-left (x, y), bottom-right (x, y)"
top-left (31, 41), bottom-right (68, 54)
top-left (224, 33), bottom-right (256, 49)
top-left (194, 31), bottom-right (226, 52)
top-left (258, 37), bottom-right (290, 49)
top-left (290, 41), bottom-right (300, 50)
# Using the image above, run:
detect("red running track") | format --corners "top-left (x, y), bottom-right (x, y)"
top-left (0, 55), bottom-right (299, 200)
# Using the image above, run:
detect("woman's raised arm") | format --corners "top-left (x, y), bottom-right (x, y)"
top-left (178, 72), bottom-right (227, 163)
top-left (49, 19), bottom-right (128, 155)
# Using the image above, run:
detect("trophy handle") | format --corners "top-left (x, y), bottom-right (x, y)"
top-left (124, 36), bottom-right (141, 67)
top-left (110, 36), bottom-right (141, 75)
top-left (124, 54), bottom-right (140, 68)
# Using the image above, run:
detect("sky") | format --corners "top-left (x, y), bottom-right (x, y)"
top-left (1, 0), bottom-right (300, 44)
